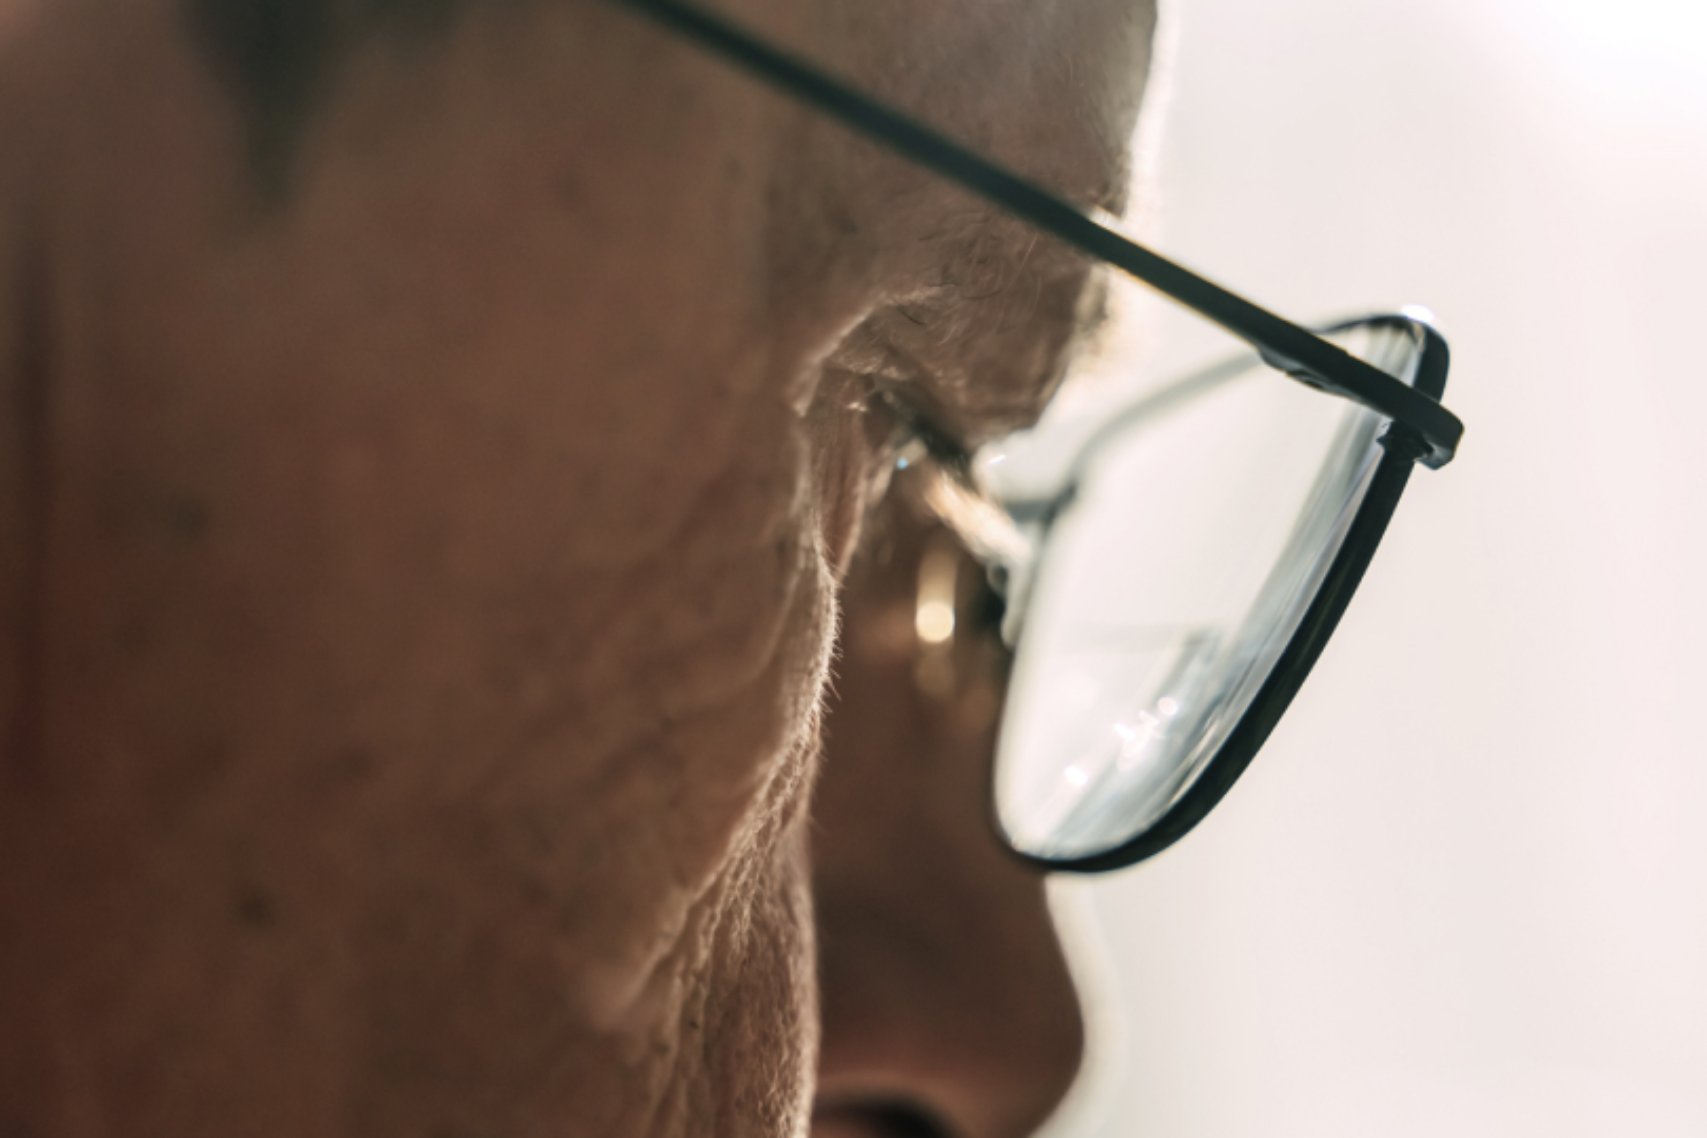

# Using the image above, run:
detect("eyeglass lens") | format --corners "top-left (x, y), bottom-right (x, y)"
top-left (992, 321), bottom-right (1425, 862)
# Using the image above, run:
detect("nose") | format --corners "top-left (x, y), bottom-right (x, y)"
top-left (812, 506), bottom-right (1085, 1138)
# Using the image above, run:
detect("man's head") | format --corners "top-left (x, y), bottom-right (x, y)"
top-left (0, 1), bottom-right (1156, 1135)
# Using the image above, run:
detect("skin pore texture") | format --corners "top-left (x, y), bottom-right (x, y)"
top-left (0, 1), bottom-right (1155, 1136)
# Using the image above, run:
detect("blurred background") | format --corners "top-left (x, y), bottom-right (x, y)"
top-left (1040, 1), bottom-right (1707, 1135)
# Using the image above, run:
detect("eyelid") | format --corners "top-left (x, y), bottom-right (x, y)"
top-left (867, 383), bottom-right (976, 480)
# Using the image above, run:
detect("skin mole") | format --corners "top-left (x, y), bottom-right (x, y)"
top-left (234, 885), bottom-right (278, 928)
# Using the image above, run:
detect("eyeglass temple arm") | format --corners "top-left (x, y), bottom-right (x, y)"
top-left (611, 0), bottom-right (1463, 468)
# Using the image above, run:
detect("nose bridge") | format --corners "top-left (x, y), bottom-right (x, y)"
top-left (814, 830), bottom-right (1087, 1138)
top-left (937, 870), bottom-right (1088, 1133)
top-left (813, 505), bottom-right (1086, 1137)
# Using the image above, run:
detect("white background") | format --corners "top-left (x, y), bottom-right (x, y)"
top-left (1045, 2), bottom-right (1707, 1135)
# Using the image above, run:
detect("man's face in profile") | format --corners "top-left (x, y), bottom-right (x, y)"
top-left (815, 487), bottom-right (1088, 1138)
top-left (0, 2), bottom-right (1156, 1136)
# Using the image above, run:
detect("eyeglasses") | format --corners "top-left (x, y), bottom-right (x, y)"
top-left (613, 0), bottom-right (1465, 872)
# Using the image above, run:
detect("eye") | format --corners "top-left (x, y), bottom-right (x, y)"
top-left (863, 383), bottom-right (974, 483)
top-left (859, 385), bottom-right (923, 465)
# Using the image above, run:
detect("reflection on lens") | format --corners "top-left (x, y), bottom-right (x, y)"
top-left (993, 322), bottom-right (1423, 863)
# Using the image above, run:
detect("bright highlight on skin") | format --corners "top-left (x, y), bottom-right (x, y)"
top-left (916, 601), bottom-right (957, 646)
top-left (915, 543), bottom-right (962, 646)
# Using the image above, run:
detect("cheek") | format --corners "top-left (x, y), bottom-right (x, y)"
top-left (703, 813), bottom-right (822, 1137)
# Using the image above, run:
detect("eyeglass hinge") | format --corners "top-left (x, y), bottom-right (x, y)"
top-left (1379, 424), bottom-right (1431, 464)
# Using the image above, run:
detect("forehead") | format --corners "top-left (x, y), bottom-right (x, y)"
top-left (840, 0), bottom-right (1157, 440)
top-left (852, 0), bottom-right (1158, 204)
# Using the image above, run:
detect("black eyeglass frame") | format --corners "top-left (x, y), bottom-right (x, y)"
top-left (610, 0), bottom-right (1464, 872)
top-left (610, 0), bottom-right (1464, 470)
top-left (996, 313), bottom-right (1448, 872)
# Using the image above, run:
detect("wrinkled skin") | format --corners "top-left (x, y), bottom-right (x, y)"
top-left (0, 1), bottom-right (1155, 1136)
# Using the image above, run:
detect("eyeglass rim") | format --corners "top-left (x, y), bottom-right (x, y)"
top-left (992, 313), bottom-right (1449, 873)
top-left (610, 0), bottom-right (1465, 469)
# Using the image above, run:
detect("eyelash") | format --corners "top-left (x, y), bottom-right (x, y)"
top-left (862, 385), bottom-right (975, 489)
top-left (856, 386), bottom-right (922, 470)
